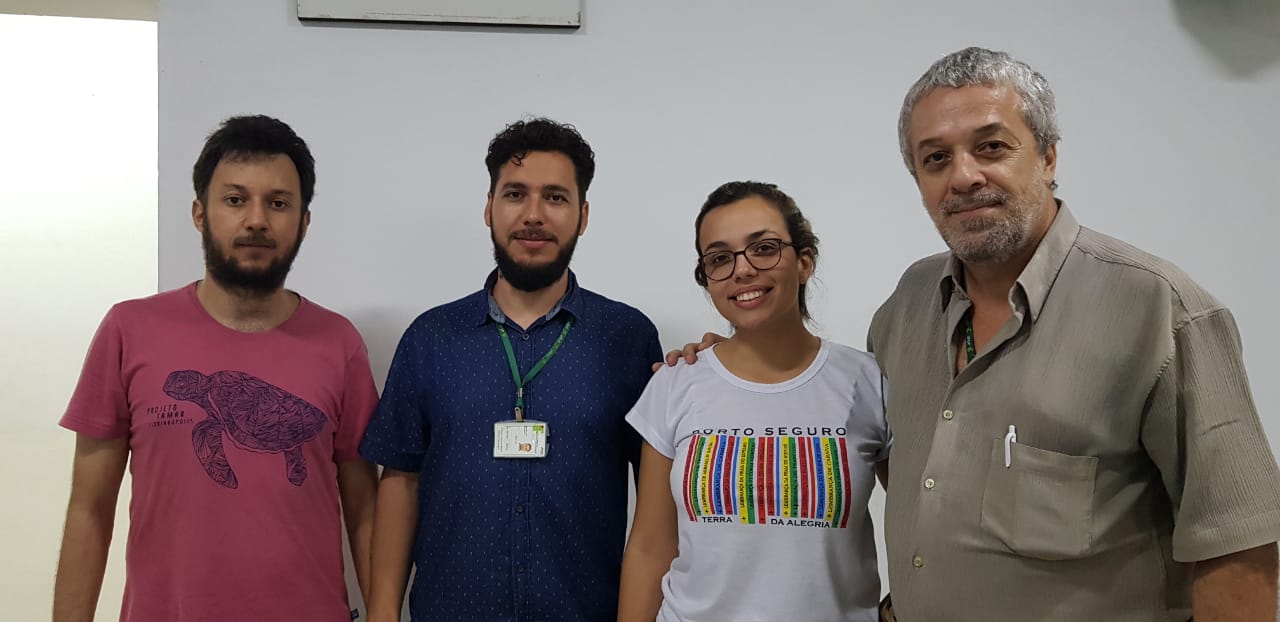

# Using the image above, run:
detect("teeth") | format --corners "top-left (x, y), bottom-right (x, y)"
top-left (735, 290), bottom-right (764, 302)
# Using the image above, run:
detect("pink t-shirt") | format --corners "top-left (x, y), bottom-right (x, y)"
top-left (61, 283), bottom-right (378, 622)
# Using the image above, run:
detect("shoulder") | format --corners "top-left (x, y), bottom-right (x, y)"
top-left (576, 287), bottom-right (657, 330)
top-left (635, 356), bottom-right (719, 410)
top-left (574, 287), bottom-right (660, 354)
top-left (870, 251), bottom-right (949, 336)
top-left (652, 356), bottom-right (713, 386)
top-left (405, 289), bottom-right (487, 334)
top-left (823, 341), bottom-right (880, 374)
top-left (878, 252), bottom-right (948, 309)
top-left (297, 296), bottom-right (365, 342)
top-left (1073, 228), bottom-right (1223, 319)
top-left (106, 284), bottom-right (195, 325)
top-left (820, 340), bottom-right (884, 391)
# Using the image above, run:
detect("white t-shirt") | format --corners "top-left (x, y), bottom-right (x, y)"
top-left (626, 340), bottom-right (890, 622)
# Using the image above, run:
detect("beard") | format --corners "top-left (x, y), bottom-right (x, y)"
top-left (201, 217), bottom-right (304, 297)
top-left (931, 173), bottom-right (1052, 264)
top-left (491, 225), bottom-right (580, 293)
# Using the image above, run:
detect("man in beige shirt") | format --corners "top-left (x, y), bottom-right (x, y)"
top-left (869, 46), bottom-right (1280, 620)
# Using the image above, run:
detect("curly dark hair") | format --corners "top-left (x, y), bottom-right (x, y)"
top-left (192, 115), bottom-right (316, 211)
top-left (485, 117), bottom-right (595, 202)
top-left (694, 181), bottom-right (820, 320)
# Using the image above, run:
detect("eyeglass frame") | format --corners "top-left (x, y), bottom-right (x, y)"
top-left (695, 237), bottom-right (800, 283)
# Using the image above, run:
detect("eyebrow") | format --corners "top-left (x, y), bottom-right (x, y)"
top-left (220, 183), bottom-right (296, 197)
top-left (914, 122), bottom-right (1012, 154)
top-left (499, 181), bottom-right (573, 195)
top-left (702, 229), bottom-right (785, 252)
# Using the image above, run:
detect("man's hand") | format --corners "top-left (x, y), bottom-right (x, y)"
top-left (652, 332), bottom-right (726, 372)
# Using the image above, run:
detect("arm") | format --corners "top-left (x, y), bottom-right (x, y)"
top-left (618, 443), bottom-right (679, 622)
top-left (53, 434), bottom-right (129, 622)
top-left (1191, 542), bottom-right (1278, 621)
top-left (366, 468), bottom-right (419, 622)
top-left (337, 458), bottom-right (379, 603)
top-left (1140, 309), bottom-right (1280, 622)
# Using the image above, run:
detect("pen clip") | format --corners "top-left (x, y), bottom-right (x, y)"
top-left (1003, 425), bottom-right (1017, 468)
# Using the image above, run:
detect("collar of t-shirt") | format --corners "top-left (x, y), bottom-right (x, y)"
top-left (481, 268), bottom-right (581, 327)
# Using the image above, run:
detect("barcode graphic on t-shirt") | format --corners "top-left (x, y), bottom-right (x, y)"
top-left (681, 434), bottom-right (853, 528)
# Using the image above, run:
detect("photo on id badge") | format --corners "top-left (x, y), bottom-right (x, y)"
top-left (494, 420), bottom-right (548, 458)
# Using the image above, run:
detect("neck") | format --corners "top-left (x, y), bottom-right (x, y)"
top-left (960, 257), bottom-right (1027, 306)
top-left (196, 275), bottom-right (298, 333)
top-left (492, 271), bottom-right (570, 329)
top-left (717, 315), bottom-right (820, 383)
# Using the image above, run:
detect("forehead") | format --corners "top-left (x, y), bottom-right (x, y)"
top-left (210, 153), bottom-right (301, 191)
top-left (496, 150), bottom-right (578, 190)
top-left (698, 196), bottom-right (787, 248)
top-left (908, 85), bottom-right (1030, 145)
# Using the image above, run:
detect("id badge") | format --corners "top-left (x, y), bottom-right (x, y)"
top-left (494, 420), bottom-right (548, 458)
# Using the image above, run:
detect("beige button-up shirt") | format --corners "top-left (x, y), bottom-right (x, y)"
top-left (869, 204), bottom-right (1280, 621)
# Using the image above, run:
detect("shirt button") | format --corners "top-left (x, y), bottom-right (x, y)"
top-left (912, 556), bottom-right (924, 568)
top-left (515, 504), bottom-right (525, 513)
top-left (924, 478), bottom-right (936, 490)
top-left (522, 333), bottom-right (530, 341)
top-left (942, 409), bottom-right (954, 421)
top-left (516, 563), bottom-right (525, 573)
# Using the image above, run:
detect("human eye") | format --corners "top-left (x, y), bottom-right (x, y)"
top-left (704, 252), bottom-right (733, 268)
top-left (978, 141), bottom-right (1009, 157)
top-left (920, 151), bottom-right (949, 169)
top-left (750, 240), bottom-right (782, 256)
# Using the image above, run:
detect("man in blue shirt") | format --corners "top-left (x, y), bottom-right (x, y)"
top-left (361, 117), bottom-right (662, 622)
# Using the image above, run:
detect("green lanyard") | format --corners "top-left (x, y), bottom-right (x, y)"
top-left (965, 317), bottom-right (977, 364)
top-left (496, 319), bottom-right (573, 421)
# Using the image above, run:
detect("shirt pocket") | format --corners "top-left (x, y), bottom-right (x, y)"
top-left (980, 438), bottom-right (1098, 560)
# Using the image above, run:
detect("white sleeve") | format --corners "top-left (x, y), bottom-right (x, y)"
top-left (873, 373), bottom-right (891, 461)
top-left (851, 363), bottom-right (891, 463)
top-left (625, 365), bottom-right (677, 458)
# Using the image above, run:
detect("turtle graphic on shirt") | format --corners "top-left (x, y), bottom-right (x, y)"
top-left (163, 370), bottom-right (327, 489)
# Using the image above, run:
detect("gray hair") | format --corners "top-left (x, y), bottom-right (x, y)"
top-left (898, 47), bottom-right (1061, 178)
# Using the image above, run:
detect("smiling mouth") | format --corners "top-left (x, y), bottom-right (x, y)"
top-left (733, 289), bottom-right (767, 302)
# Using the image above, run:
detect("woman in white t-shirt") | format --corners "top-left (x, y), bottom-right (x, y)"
top-left (618, 181), bottom-right (890, 622)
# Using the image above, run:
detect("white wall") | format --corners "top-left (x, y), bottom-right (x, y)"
top-left (0, 13), bottom-right (156, 620)
top-left (156, 0), bottom-right (1280, 615)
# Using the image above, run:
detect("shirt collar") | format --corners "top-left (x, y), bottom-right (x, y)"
top-left (938, 201), bottom-right (1081, 323)
top-left (476, 269), bottom-right (581, 327)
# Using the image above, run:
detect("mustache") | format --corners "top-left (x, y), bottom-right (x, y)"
top-left (510, 228), bottom-right (556, 242)
top-left (233, 234), bottom-right (277, 248)
top-left (941, 190), bottom-right (1009, 214)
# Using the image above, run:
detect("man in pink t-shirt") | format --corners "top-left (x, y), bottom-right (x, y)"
top-left (53, 115), bottom-right (379, 622)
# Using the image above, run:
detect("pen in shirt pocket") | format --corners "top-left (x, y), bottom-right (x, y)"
top-left (1003, 425), bottom-right (1017, 468)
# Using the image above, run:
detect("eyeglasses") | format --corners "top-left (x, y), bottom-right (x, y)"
top-left (697, 238), bottom-right (797, 282)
